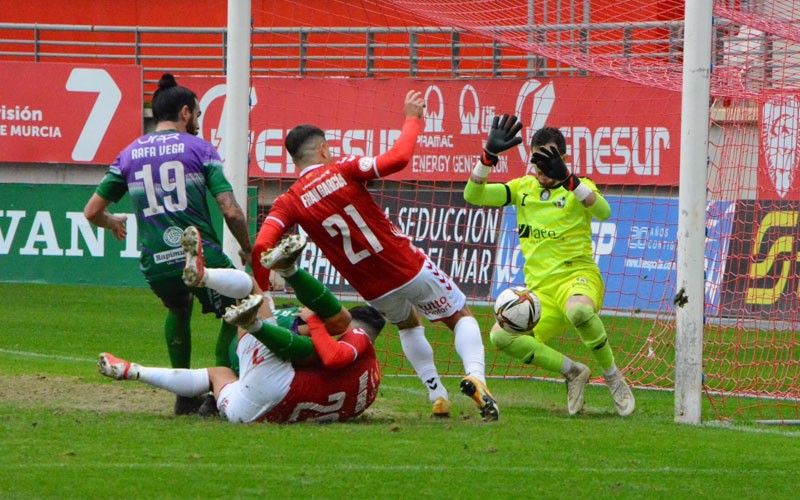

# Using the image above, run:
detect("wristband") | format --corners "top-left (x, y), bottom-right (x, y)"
top-left (480, 150), bottom-right (499, 166)
top-left (572, 182), bottom-right (592, 202)
top-left (470, 161), bottom-right (491, 184)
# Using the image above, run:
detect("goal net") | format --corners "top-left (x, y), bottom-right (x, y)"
top-left (244, 0), bottom-right (800, 423)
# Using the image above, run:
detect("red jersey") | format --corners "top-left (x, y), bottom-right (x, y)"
top-left (261, 326), bottom-right (381, 423)
top-left (253, 117), bottom-right (426, 300)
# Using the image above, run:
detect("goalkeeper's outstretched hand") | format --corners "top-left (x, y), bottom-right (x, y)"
top-left (481, 114), bottom-right (523, 166)
top-left (531, 145), bottom-right (581, 190)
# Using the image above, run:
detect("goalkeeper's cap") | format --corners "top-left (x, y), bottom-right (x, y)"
top-left (152, 73), bottom-right (198, 123)
top-left (348, 305), bottom-right (386, 341)
top-left (531, 126), bottom-right (567, 155)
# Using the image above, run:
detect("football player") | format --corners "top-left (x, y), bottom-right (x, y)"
top-left (251, 90), bottom-right (498, 421)
top-left (463, 116), bottom-right (635, 417)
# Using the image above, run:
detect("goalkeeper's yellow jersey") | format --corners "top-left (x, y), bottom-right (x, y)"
top-left (506, 175), bottom-right (608, 290)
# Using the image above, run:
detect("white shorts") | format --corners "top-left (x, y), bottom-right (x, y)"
top-left (369, 257), bottom-right (466, 324)
top-left (217, 334), bottom-right (294, 423)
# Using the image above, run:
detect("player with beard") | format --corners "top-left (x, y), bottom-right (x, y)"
top-left (84, 73), bottom-right (253, 415)
top-left (463, 117), bottom-right (635, 417)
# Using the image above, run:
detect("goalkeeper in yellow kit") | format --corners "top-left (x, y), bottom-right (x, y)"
top-left (463, 114), bottom-right (635, 417)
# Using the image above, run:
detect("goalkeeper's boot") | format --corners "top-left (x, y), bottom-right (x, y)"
top-left (97, 352), bottom-right (139, 380)
top-left (605, 370), bottom-right (636, 417)
top-left (223, 293), bottom-right (264, 329)
top-left (564, 362), bottom-right (591, 416)
top-left (460, 376), bottom-right (499, 422)
top-left (261, 234), bottom-right (307, 276)
top-left (431, 397), bottom-right (451, 419)
top-left (181, 226), bottom-right (206, 287)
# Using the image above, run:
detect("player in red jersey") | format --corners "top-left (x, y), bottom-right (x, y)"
top-left (252, 90), bottom-right (499, 421)
top-left (98, 273), bottom-right (385, 424)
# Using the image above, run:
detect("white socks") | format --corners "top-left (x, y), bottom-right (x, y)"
top-left (203, 268), bottom-right (253, 299)
top-left (137, 366), bottom-right (211, 397)
top-left (399, 326), bottom-right (448, 402)
top-left (453, 316), bottom-right (486, 384)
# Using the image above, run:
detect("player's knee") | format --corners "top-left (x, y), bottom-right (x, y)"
top-left (587, 336), bottom-right (608, 351)
top-left (489, 327), bottom-right (514, 350)
top-left (566, 303), bottom-right (594, 328)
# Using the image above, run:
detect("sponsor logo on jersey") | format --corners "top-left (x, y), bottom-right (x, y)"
top-left (163, 226), bottom-right (183, 247)
top-left (153, 247), bottom-right (185, 265)
top-left (518, 224), bottom-right (558, 240)
top-left (540, 190), bottom-right (551, 201)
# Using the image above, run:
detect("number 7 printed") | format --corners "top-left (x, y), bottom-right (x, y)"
top-left (66, 68), bottom-right (122, 162)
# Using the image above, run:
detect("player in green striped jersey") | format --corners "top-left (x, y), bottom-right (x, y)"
top-left (464, 115), bottom-right (634, 417)
top-left (84, 74), bottom-right (253, 415)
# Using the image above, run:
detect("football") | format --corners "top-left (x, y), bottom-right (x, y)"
top-left (493, 286), bottom-right (541, 333)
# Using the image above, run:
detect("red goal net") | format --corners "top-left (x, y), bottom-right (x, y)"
top-left (247, 0), bottom-right (800, 423)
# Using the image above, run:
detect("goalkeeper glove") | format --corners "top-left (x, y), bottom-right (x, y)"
top-left (530, 145), bottom-right (581, 190)
top-left (481, 114), bottom-right (523, 166)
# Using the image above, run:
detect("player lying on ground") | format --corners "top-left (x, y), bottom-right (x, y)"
top-left (98, 236), bottom-right (385, 424)
top-left (252, 90), bottom-right (499, 421)
top-left (463, 115), bottom-right (635, 417)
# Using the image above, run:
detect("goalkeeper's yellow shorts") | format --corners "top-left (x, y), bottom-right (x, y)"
top-left (530, 267), bottom-right (604, 344)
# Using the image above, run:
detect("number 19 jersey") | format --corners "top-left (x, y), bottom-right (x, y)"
top-left (95, 130), bottom-right (233, 281)
top-left (266, 155), bottom-right (427, 300)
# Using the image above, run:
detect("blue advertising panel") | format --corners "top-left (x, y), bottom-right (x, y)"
top-left (490, 196), bottom-right (734, 313)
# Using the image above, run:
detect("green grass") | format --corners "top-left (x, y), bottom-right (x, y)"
top-left (1, 283), bottom-right (799, 499)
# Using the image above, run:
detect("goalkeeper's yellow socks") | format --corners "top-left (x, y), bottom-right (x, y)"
top-left (489, 328), bottom-right (563, 373)
top-left (568, 304), bottom-right (615, 372)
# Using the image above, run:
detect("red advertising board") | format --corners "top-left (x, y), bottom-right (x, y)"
top-left (0, 61), bottom-right (142, 164)
top-left (184, 76), bottom-right (681, 185)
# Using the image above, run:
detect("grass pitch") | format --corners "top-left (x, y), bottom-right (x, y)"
top-left (1, 282), bottom-right (799, 499)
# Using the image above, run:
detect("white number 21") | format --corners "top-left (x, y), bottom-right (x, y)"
top-left (322, 204), bottom-right (383, 265)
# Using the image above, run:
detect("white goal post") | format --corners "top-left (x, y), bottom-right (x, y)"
top-left (674, 0), bottom-right (713, 425)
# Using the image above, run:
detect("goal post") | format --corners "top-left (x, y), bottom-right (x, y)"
top-left (675, 0), bottom-right (713, 425)
top-left (222, 0), bottom-right (251, 268)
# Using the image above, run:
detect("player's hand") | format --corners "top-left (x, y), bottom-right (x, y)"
top-left (531, 145), bottom-right (582, 190)
top-left (109, 214), bottom-right (127, 241)
top-left (481, 114), bottom-right (523, 166)
top-left (404, 90), bottom-right (425, 120)
top-left (297, 307), bottom-right (314, 321)
top-left (238, 248), bottom-right (252, 268)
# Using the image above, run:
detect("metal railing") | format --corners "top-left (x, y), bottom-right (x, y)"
top-left (0, 22), bottom-right (685, 96)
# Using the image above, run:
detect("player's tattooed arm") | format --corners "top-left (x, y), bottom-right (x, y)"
top-left (215, 191), bottom-right (253, 265)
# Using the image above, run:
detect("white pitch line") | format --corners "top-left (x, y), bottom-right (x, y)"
top-left (0, 348), bottom-right (93, 363)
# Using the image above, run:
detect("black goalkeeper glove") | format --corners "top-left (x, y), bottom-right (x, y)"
top-left (530, 145), bottom-right (581, 190)
top-left (481, 114), bottom-right (523, 166)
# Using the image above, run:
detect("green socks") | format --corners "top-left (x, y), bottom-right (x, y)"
top-left (283, 268), bottom-right (341, 319)
top-left (249, 322), bottom-right (314, 362)
top-left (165, 309), bottom-right (192, 368)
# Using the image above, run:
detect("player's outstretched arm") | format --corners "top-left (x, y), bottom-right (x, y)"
top-left (464, 113), bottom-right (522, 207)
top-left (372, 90), bottom-right (425, 177)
